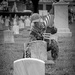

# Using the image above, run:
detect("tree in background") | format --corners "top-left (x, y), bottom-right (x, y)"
top-left (31, 0), bottom-right (39, 13)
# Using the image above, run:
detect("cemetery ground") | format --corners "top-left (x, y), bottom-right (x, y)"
top-left (0, 22), bottom-right (75, 75)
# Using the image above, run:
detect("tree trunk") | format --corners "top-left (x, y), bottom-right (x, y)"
top-left (31, 0), bottom-right (39, 13)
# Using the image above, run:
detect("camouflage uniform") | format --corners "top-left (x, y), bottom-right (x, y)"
top-left (30, 13), bottom-right (45, 41)
top-left (30, 21), bottom-right (45, 41)
top-left (24, 13), bottom-right (59, 60)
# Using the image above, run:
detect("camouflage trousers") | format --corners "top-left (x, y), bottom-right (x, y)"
top-left (23, 31), bottom-right (59, 60)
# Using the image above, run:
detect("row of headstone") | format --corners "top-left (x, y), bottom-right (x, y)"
top-left (11, 16), bottom-right (31, 34)
top-left (0, 15), bottom-right (31, 43)
top-left (0, 15), bottom-right (31, 30)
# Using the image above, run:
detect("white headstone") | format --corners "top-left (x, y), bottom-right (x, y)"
top-left (42, 10), bottom-right (48, 16)
top-left (13, 58), bottom-right (45, 75)
top-left (5, 17), bottom-right (10, 27)
top-left (39, 10), bottom-right (48, 16)
top-left (13, 18), bottom-right (17, 25)
top-left (12, 17), bottom-right (19, 34)
top-left (39, 10), bottom-right (43, 16)
top-left (18, 19), bottom-right (24, 29)
top-left (25, 40), bottom-right (47, 61)
top-left (0, 16), bottom-right (4, 24)
top-left (12, 25), bottom-right (19, 34)
top-left (4, 30), bottom-right (14, 43)
top-left (53, 2), bottom-right (72, 37)
top-left (0, 16), bottom-right (4, 30)
top-left (24, 17), bottom-right (27, 27)
top-left (25, 17), bottom-right (31, 26)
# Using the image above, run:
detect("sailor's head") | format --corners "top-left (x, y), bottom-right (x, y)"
top-left (30, 13), bottom-right (40, 23)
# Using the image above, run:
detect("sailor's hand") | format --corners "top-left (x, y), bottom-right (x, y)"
top-left (43, 33), bottom-right (51, 38)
